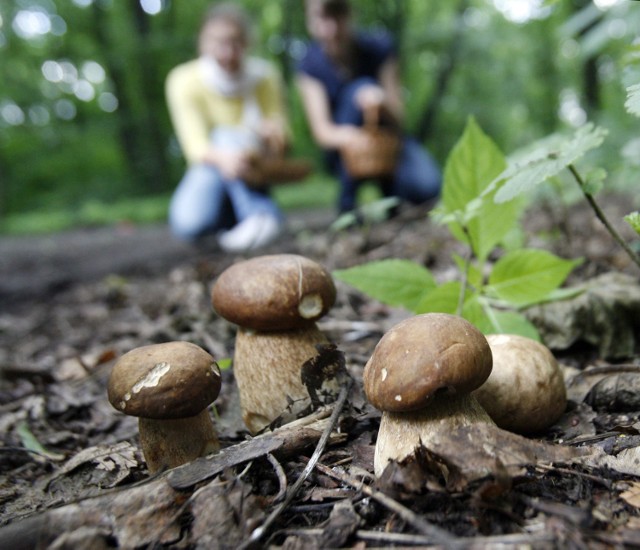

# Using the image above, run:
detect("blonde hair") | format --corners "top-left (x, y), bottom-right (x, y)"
top-left (201, 3), bottom-right (253, 42)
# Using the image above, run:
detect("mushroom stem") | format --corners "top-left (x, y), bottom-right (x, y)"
top-left (138, 410), bottom-right (219, 473)
top-left (233, 325), bottom-right (330, 434)
top-left (374, 393), bottom-right (493, 477)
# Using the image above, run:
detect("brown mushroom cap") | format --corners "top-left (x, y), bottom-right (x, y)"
top-left (107, 341), bottom-right (221, 420)
top-left (211, 254), bottom-right (336, 331)
top-left (472, 334), bottom-right (567, 434)
top-left (363, 313), bottom-right (493, 413)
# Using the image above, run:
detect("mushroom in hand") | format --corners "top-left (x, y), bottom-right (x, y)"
top-left (108, 341), bottom-right (221, 473)
top-left (472, 334), bottom-right (567, 434)
top-left (363, 313), bottom-right (494, 477)
top-left (211, 254), bottom-right (336, 434)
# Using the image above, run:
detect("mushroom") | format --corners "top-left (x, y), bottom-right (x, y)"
top-left (211, 254), bottom-right (336, 434)
top-left (107, 341), bottom-right (221, 473)
top-left (472, 334), bottom-right (567, 434)
top-left (363, 313), bottom-right (494, 477)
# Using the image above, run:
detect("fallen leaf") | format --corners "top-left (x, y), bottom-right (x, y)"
top-left (599, 446), bottom-right (640, 477)
top-left (17, 421), bottom-right (65, 462)
top-left (46, 441), bottom-right (140, 488)
top-left (189, 476), bottom-right (265, 548)
top-left (301, 343), bottom-right (350, 408)
top-left (586, 373), bottom-right (640, 412)
top-left (384, 423), bottom-right (595, 491)
top-left (319, 500), bottom-right (361, 548)
top-left (620, 482), bottom-right (640, 508)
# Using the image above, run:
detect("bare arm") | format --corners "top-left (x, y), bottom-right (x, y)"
top-left (378, 57), bottom-right (404, 125)
top-left (353, 57), bottom-right (403, 127)
top-left (296, 73), bottom-right (362, 150)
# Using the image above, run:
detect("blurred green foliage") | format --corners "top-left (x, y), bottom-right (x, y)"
top-left (0, 0), bottom-right (638, 233)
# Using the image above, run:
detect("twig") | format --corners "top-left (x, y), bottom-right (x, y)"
top-left (568, 163), bottom-right (640, 270)
top-left (279, 528), bottom-right (557, 547)
top-left (239, 377), bottom-right (353, 548)
top-left (266, 453), bottom-right (288, 504)
top-left (570, 364), bottom-right (640, 378)
top-left (534, 463), bottom-right (612, 489)
top-left (313, 462), bottom-right (459, 547)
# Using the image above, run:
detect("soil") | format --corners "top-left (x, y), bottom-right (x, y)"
top-left (1, 195), bottom-right (640, 548)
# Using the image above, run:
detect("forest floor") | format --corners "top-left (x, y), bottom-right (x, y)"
top-left (1, 193), bottom-right (640, 549)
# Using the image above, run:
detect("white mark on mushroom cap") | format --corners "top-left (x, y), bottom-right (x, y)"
top-left (381, 368), bottom-right (388, 382)
top-left (395, 395), bottom-right (402, 402)
top-left (131, 362), bottom-right (172, 394)
top-left (209, 363), bottom-right (220, 377)
top-left (298, 293), bottom-right (323, 319)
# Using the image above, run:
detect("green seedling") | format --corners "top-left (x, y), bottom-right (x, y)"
top-left (334, 117), bottom-right (582, 339)
top-left (493, 82), bottom-right (640, 270)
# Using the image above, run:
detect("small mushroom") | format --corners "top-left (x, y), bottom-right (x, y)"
top-left (472, 334), bottom-right (567, 434)
top-left (107, 341), bottom-right (221, 473)
top-left (211, 254), bottom-right (336, 434)
top-left (363, 313), bottom-right (494, 477)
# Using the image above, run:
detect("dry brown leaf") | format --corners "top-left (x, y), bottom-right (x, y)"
top-left (620, 482), bottom-right (640, 508)
top-left (396, 423), bottom-right (595, 491)
top-left (47, 442), bottom-right (140, 488)
top-left (189, 477), bottom-right (265, 548)
top-left (599, 446), bottom-right (640, 477)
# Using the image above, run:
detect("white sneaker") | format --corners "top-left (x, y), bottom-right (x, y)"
top-left (217, 213), bottom-right (282, 253)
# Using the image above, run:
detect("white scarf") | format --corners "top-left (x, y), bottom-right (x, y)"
top-left (199, 55), bottom-right (270, 130)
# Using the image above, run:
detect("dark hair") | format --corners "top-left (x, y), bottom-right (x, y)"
top-left (310, 0), bottom-right (351, 18)
top-left (201, 3), bottom-right (253, 41)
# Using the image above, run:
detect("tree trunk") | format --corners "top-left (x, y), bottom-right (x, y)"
top-left (414, 0), bottom-right (469, 143)
top-left (91, 2), bottom-right (171, 195)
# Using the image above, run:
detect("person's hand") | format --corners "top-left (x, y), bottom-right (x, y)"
top-left (259, 118), bottom-right (287, 156)
top-left (211, 149), bottom-right (255, 180)
top-left (333, 124), bottom-right (364, 149)
top-left (355, 84), bottom-right (386, 122)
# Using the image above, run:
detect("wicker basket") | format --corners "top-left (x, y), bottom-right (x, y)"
top-left (340, 108), bottom-right (400, 179)
top-left (244, 156), bottom-right (313, 188)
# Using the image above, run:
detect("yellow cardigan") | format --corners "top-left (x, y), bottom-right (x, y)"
top-left (165, 58), bottom-right (286, 165)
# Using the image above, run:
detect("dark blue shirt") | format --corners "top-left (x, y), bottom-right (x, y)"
top-left (297, 31), bottom-right (395, 115)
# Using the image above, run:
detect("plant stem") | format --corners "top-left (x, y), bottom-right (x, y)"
top-left (568, 164), bottom-right (640, 271)
top-left (457, 221), bottom-right (476, 316)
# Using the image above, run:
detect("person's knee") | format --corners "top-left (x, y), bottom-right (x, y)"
top-left (169, 211), bottom-right (209, 242)
top-left (393, 139), bottom-right (442, 202)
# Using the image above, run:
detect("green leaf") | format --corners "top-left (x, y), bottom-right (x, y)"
top-left (624, 212), bottom-right (640, 236)
top-left (452, 254), bottom-right (483, 290)
top-left (582, 167), bottom-right (607, 196)
top-left (480, 309), bottom-right (541, 340)
top-left (17, 422), bottom-right (65, 461)
top-left (462, 297), bottom-right (540, 340)
top-left (494, 123), bottom-right (608, 203)
top-left (217, 357), bottom-right (232, 370)
top-left (486, 249), bottom-right (582, 307)
top-left (461, 296), bottom-right (491, 332)
top-left (625, 83), bottom-right (640, 118)
top-left (438, 117), bottom-right (520, 262)
top-left (414, 281), bottom-right (463, 315)
top-left (333, 259), bottom-right (436, 311)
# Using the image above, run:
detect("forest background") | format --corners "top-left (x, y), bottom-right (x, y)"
top-left (0, 0), bottom-right (638, 234)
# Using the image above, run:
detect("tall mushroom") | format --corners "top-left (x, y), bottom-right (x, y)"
top-left (107, 341), bottom-right (221, 473)
top-left (211, 254), bottom-right (337, 434)
top-left (363, 313), bottom-right (494, 477)
top-left (472, 334), bottom-right (567, 434)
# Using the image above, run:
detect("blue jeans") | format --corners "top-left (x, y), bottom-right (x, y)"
top-left (169, 164), bottom-right (281, 242)
top-left (331, 78), bottom-right (442, 213)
